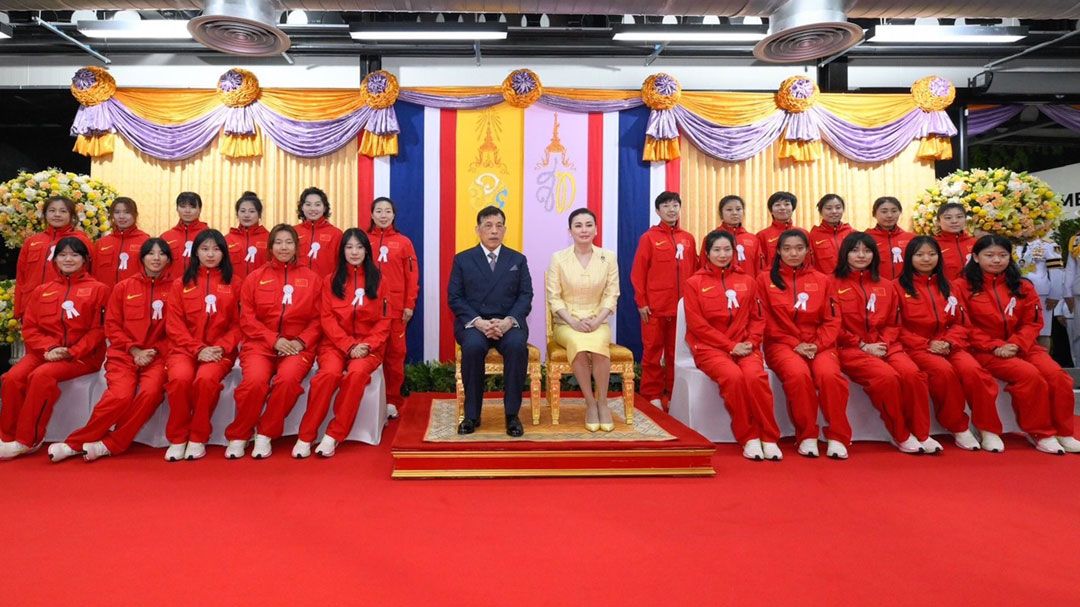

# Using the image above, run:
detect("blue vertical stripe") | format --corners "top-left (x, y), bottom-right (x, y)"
top-left (616, 106), bottom-right (652, 360)
top-left (389, 101), bottom-right (426, 363)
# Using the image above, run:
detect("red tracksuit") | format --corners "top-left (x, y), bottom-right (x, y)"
top-left (631, 222), bottom-right (698, 400)
top-left (160, 220), bottom-right (209, 283)
top-left (14, 225), bottom-right (94, 319)
top-left (0, 269), bottom-right (107, 446)
top-left (63, 271), bottom-right (171, 453)
top-left (756, 266), bottom-right (850, 443)
top-left (935, 232), bottom-right (976, 281)
top-left (295, 217), bottom-right (343, 277)
top-left (808, 222), bottom-right (853, 275)
top-left (367, 225), bottom-right (419, 407)
top-left (227, 259), bottom-right (323, 441)
top-left (683, 264), bottom-right (779, 444)
top-left (955, 275), bottom-right (1073, 438)
top-left (867, 225), bottom-right (914, 280)
top-left (164, 267), bottom-right (241, 444)
top-left (300, 266), bottom-right (391, 442)
top-left (895, 275), bottom-right (1000, 433)
top-left (756, 220), bottom-right (809, 269)
top-left (226, 224), bottom-right (270, 286)
top-left (92, 225), bottom-right (150, 288)
top-left (700, 223), bottom-right (764, 276)
top-left (832, 271), bottom-right (930, 442)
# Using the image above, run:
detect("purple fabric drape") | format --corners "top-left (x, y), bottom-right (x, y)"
top-left (250, 102), bottom-right (373, 158)
top-left (1039, 105), bottom-right (1080, 132)
top-left (222, 105), bottom-right (257, 136)
top-left (811, 107), bottom-right (948, 164)
top-left (967, 105), bottom-right (1023, 136)
top-left (783, 111), bottom-right (820, 141)
top-left (671, 105), bottom-right (787, 162)
top-left (646, 109), bottom-right (678, 140)
top-left (537, 94), bottom-right (644, 113)
top-left (71, 103), bottom-right (114, 136)
top-left (366, 107), bottom-right (400, 136)
top-left (105, 98), bottom-right (229, 161)
top-left (397, 91), bottom-right (503, 109)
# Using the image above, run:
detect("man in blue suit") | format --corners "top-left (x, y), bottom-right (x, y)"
top-left (448, 205), bottom-right (533, 437)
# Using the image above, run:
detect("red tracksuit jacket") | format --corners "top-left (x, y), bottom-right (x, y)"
top-left (240, 258), bottom-right (323, 352)
top-left (165, 267), bottom-right (241, 358)
top-left (809, 222), bottom-right (853, 275)
top-left (160, 220), bottom-right (209, 283)
top-left (700, 224), bottom-right (764, 276)
top-left (225, 224), bottom-right (270, 286)
top-left (295, 217), bottom-right (343, 277)
top-left (15, 225), bottom-right (94, 319)
top-left (935, 232), bottom-right (976, 281)
top-left (367, 225), bottom-right (420, 317)
top-left (320, 265), bottom-right (392, 357)
top-left (894, 275), bottom-right (969, 351)
top-left (683, 265), bottom-right (764, 353)
top-left (93, 226), bottom-right (150, 288)
top-left (630, 222), bottom-right (698, 317)
top-left (953, 275), bottom-right (1042, 354)
top-left (756, 220), bottom-right (810, 268)
top-left (756, 265), bottom-right (840, 350)
top-left (830, 271), bottom-right (902, 353)
top-left (21, 269), bottom-right (109, 361)
top-left (867, 225), bottom-right (914, 280)
top-left (106, 272), bottom-right (171, 358)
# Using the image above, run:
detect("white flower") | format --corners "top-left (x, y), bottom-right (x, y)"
top-left (22, 187), bottom-right (37, 199)
top-left (56, 174), bottom-right (70, 185)
top-left (80, 184), bottom-right (91, 193)
top-left (32, 171), bottom-right (49, 182)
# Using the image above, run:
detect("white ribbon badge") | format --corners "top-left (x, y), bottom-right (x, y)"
top-left (245, 246), bottom-right (257, 263)
top-left (204, 294), bottom-right (217, 314)
top-left (308, 242), bottom-right (320, 260)
top-left (282, 284), bottom-right (294, 305)
top-left (675, 243), bottom-right (685, 260)
top-left (62, 300), bottom-right (79, 319)
top-left (378, 246), bottom-right (389, 263)
top-left (1005, 296), bottom-right (1017, 317)
top-left (964, 253), bottom-right (972, 265)
top-left (151, 299), bottom-right (164, 320)
top-left (183, 241), bottom-right (193, 257)
top-left (725, 289), bottom-right (739, 310)
top-left (794, 292), bottom-right (809, 311)
top-left (866, 293), bottom-right (877, 313)
top-left (118, 252), bottom-right (129, 270)
top-left (736, 244), bottom-right (746, 262)
top-left (891, 247), bottom-right (903, 263)
top-left (944, 296), bottom-right (958, 316)
top-left (351, 288), bottom-right (366, 307)
top-left (47, 245), bottom-right (56, 261)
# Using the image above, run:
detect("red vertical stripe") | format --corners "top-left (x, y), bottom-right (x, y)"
top-left (665, 154), bottom-right (681, 193)
top-left (586, 112), bottom-right (604, 247)
top-left (438, 109), bottom-right (457, 362)
top-left (357, 140), bottom-right (374, 226)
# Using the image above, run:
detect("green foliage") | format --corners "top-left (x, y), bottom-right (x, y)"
top-left (1053, 218), bottom-right (1080, 254)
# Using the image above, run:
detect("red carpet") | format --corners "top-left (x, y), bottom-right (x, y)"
top-left (3, 393), bottom-right (1080, 605)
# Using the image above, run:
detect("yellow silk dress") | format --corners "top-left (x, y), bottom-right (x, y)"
top-left (546, 245), bottom-right (620, 360)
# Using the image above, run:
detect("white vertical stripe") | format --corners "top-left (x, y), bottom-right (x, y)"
top-left (372, 156), bottom-right (391, 199)
top-left (601, 111), bottom-right (620, 340)
top-left (649, 161), bottom-right (667, 205)
top-left (422, 107), bottom-right (442, 362)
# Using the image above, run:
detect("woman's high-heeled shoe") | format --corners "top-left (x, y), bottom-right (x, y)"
top-left (598, 399), bottom-right (614, 432)
top-left (584, 399), bottom-right (600, 432)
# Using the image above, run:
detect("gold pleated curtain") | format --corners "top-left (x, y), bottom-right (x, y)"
top-left (91, 136), bottom-right (358, 238)
top-left (679, 138), bottom-right (937, 243)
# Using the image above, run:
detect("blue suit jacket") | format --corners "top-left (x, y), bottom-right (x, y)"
top-left (447, 244), bottom-right (533, 335)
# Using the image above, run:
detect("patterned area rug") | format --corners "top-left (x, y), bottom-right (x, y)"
top-left (423, 398), bottom-right (676, 443)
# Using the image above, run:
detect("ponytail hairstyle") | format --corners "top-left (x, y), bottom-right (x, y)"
top-left (368, 196), bottom-right (398, 231)
top-left (872, 195), bottom-right (903, 215)
top-left (331, 228), bottom-right (381, 300)
top-left (702, 230), bottom-right (737, 268)
top-left (110, 196), bottom-right (139, 224)
top-left (183, 229), bottom-right (233, 286)
top-left (898, 236), bottom-right (950, 299)
top-left (963, 234), bottom-right (1024, 297)
top-left (833, 232), bottom-right (880, 281)
top-left (769, 229), bottom-right (810, 291)
top-left (816, 193), bottom-right (845, 213)
top-left (235, 191), bottom-right (263, 217)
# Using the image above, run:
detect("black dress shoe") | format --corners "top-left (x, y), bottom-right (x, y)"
top-left (457, 418), bottom-right (480, 435)
top-left (505, 415), bottom-right (524, 437)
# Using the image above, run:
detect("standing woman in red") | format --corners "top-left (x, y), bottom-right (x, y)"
top-left (831, 232), bottom-right (939, 455)
top-left (0, 237), bottom-right (108, 459)
top-left (295, 229), bottom-right (391, 458)
top-left (14, 195), bottom-right (93, 321)
top-left (684, 230), bottom-right (782, 461)
top-left (702, 195), bottom-right (763, 276)
top-left (808, 194), bottom-right (852, 275)
top-left (954, 235), bottom-right (1078, 455)
top-left (225, 191), bottom-right (269, 286)
top-left (896, 236), bottom-right (1000, 451)
top-left (866, 196), bottom-right (914, 280)
top-left (934, 203), bottom-right (975, 281)
top-left (294, 186), bottom-right (343, 277)
top-left (756, 230), bottom-right (849, 459)
top-left (226, 224), bottom-right (323, 460)
top-left (92, 197), bottom-right (149, 288)
top-left (164, 229), bottom-right (240, 461)
top-left (755, 191), bottom-right (808, 268)
top-left (49, 238), bottom-right (173, 462)
top-left (159, 191), bottom-right (209, 282)
top-left (366, 196), bottom-right (419, 418)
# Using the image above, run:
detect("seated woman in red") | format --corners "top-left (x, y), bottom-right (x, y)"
top-left (164, 229), bottom-right (241, 461)
top-left (954, 234), bottom-right (1078, 455)
top-left (701, 195), bottom-right (764, 276)
top-left (831, 232), bottom-right (938, 455)
top-left (294, 229), bottom-right (391, 458)
top-left (0, 237), bottom-right (108, 459)
top-left (808, 193), bottom-right (853, 275)
top-left (756, 230), bottom-right (849, 459)
top-left (895, 236), bottom-right (1000, 451)
top-left (684, 230), bottom-right (781, 461)
top-left (226, 191), bottom-right (269, 286)
top-left (50, 238), bottom-right (173, 462)
top-left (93, 196), bottom-right (150, 288)
top-left (294, 186), bottom-right (343, 277)
top-left (226, 224), bottom-right (323, 460)
top-left (866, 196), bottom-right (914, 281)
top-left (933, 203), bottom-right (976, 281)
top-left (14, 195), bottom-right (93, 321)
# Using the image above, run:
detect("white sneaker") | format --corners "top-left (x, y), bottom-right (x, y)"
top-left (742, 439), bottom-right (764, 461)
top-left (315, 435), bottom-right (337, 457)
top-left (895, 435), bottom-right (923, 454)
top-left (1035, 436), bottom-right (1065, 455)
top-left (980, 431), bottom-right (1005, 453)
top-left (82, 441), bottom-right (111, 462)
top-left (48, 443), bottom-right (78, 463)
top-left (224, 440), bottom-right (247, 459)
top-left (920, 437), bottom-right (944, 454)
top-left (762, 442), bottom-right (783, 461)
top-left (164, 443), bottom-right (186, 462)
top-left (251, 434), bottom-right (272, 459)
top-left (797, 438), bottom-right (819, 458)
top-left (953, 430), bottom-right (981, 451)
top-left (387, 404), bottom-right (399, 419)
top-left (1056, 436), bottom-right (1080, 454)
top-left (292, 440), bottom-right (312, 459)
top-left (826, 440), bottom-right (849, 460)
top-left (0, 442), bottom-right (30, 460)
top-left (184, 442), bottom-right (206, 460)
top-left (649, 399), bottom-right (663, 410)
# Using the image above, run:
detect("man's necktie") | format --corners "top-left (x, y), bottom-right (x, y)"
top-left (488, 251), bottom-right (497, 271)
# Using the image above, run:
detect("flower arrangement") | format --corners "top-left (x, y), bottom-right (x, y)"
top-left (217, 68), bottom-right (261, 107)
top-left (0, 280), bottom-right (18, 344)
top-left (912, 168), bottom-right (1062, 241)
top-left (0, 169), bottom-right (116, 248)
top-left (776, 76), bottom-right (819, 113)
top-left (502, 69), bottom-right (543, 108)
top-left (360, 70), bottom-right (400, 109)
top-left (911, 75), bottom-right (955, 112)
top-left (70, 66), bottom-right (116, 107)
top-left (641, 73), bottom-right (681, 110)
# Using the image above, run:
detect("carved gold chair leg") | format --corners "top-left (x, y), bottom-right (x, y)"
top-left (529, 362), bottom-right (543, 425)
top-left (620, 366), bottom-right (636, 426)
top-left (456, 359), bottom-right (465, 422)
top-left (547, 364), bottom-right (562, 425)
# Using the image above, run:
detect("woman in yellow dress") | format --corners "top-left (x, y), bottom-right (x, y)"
top-left (546, 208), bottom-right (620, 432)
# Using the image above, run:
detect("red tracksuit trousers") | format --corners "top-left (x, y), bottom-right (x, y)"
top-left (838, 348), bottom-right (931, 442)
top-left (694, 349), bottom-right (780, 443)
top-left (1, 354), bottom-right (101, 447)
top-left (907, 349), bottom-right (1001, 434)
top-left (64, 356), bottom-right (166, 453)
top-left (974, 349), bottom-right (1074, 439)
top-left (226, 349), bottom-right (315, 441)
top-left (764, 346), bottom-right (850, 443)
top-left (165, 353), bottom-right (235, 444)
top-left (383, 318), bottom-right (406, 407)
top-left (641, 316), bottom-right (677, 400)
top-left (300, 349), bottom-right (382, 442)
